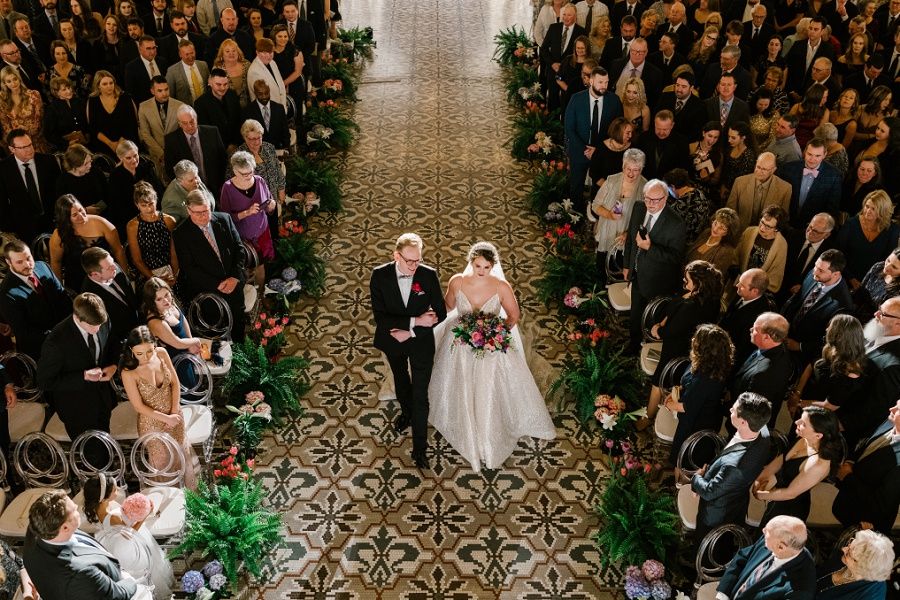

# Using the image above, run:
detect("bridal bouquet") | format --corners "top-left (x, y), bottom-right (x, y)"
top-left (451, 312), bottom-right (513, 358)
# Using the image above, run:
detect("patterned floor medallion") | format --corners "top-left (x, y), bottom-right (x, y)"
top-left (239, 0), bottom-right (629, 596)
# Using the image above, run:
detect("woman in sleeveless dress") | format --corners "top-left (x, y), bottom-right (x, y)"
top-left (428, 242), bottom-right (556, 472)
top-left (120, 326), bottom-right (197, 488)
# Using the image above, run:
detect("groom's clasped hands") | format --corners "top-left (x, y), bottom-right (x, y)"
top-left (389, 309), bottom-right (439, 342)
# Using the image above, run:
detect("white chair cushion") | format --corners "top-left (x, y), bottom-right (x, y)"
top-left (807, 482), bottom-right (841, 528)
top-left (9, 403), bottom-right (45, 442)
top-left (606, 282), bottom-right (631, 312)
top-left (43, 414), bottom-right (71, 443)
top-left (746, 491), bottom-right (767, 527)
top-left (640, 342), bottom-right (662, 376)
top-left (142, 486), bottom-right (185, 538)
top-left (110, 402), bottom-right (139, 441)
top-left (0, 488), bottom-right (53, 537)
top-left (72, 487), bottom-right (127, 534)
top-left (243, 284), bottom-right (257, 313)
top-left (654, 405), bottom-right (678, 442)
top-left (677, 484), bottom-right (698, 531)
top-left (206, 341), bottom-right (232, 376)
top-left (697, 582), bottom-right (719, 600)
top-left (183, 405), bottom-right (212, 446)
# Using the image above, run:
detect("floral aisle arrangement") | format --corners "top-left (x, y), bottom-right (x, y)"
top-left (223, 339), bottom-right (310, 423)
top-left (227, 391), bottom-right (273, 460)
top-left (527, 160), bottom-right (569, 216)
top-left (624, 561), bottom-right (688, 600)
top-left (451, 312), bottom-right (513, 357)
top-left (286, 155), bottom-right (343, 212)
top-left (180, 560), bottom-right (230, 599)
top-left (492, 25), bottom-right (535, 67)
top-left (336, 26), bottom-right (376, 61)
top-left (534, 223), bottom-right (605, 305)
top-left (305, 102), bottom-right (360, 151)
top-left (508, 102), bottom-right (563, 162)
top-left (270, 216), bottom-right (327, 299)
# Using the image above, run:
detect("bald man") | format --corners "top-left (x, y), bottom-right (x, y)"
top-left (804, 56), bottom-right (840, 102)
top-left (659, 2), bottom-right (694, 55)
top-left (539, 4), bottom-right (586, 112)
top-left (726, 152), bottom-right (792, 232)
top-left (743, 4), bottom-right (775, 60)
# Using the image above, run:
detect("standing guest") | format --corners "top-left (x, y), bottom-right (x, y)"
top-left (813, 122), bottom-right (849, 178)
top-left (726, 152), bottom-right (790, 233)
top-left (829, 88), bottom-right (860, 150)
top-left (194, 68), bottom-right (243, 150)
top-left (784, 16), bottom-right (834, 101)
top-left (765, 113), bottom-right (802, 169)
top-left (748, 66), bottom-right (790, 115)
top-left (173, 190), bottom-right (246, 342)
top-left (610, 37), bottom-right (663, 106)
top-left (588, 15), bottom-right (612, 59)
top-left (747, 88), bottom-right (779, 150)
top-left (648, 32), bottom-right (687, 87)
top-left (837, 33), bottom-right (870, 83)
top-left (718, 121), bottom-right (756, 201)
top-left (0, 66), bottom-right (48, 152)
top-left (687, 121), bottom-right (722, 192)
top-left (662, 168), bottom-right (711, 244)
top-left (653, 71), bottom-right (705, 137)
top-left (539, 4), bottom-right (586, 113)
top-left (0, 129), bottom-right (61, 243)
top-left (161, 159), bottom-right (215, 225)
top-left (686, 208), bottom-right (740, 280)
top-left (533, 0), bottom-right (567, 47)
top-left (69, 0), bottom-right (102, 42)
top-left (164, 104), bottom-right (227, 197)
top-left (702, 73), bottom-right (750, 133)
top-left (43, 76), bottom-right (88, 151)
top-left (85, 70), bottom-right (138, 157)
top-left (94, 15), bottom-right (123, 78)
top-left (205, 8), bottom-right (255, 63)
top-left (844, 56), bottom-right (890, 105)
top-left (619, 76), bottom-right (651, 133)
top-left (242, 79), bottom-right (289, 150)
top-left (195, 0), bottom-right (233, 36)
top-left (126, 181), bottom-right (178, 287)
top-left (689, 0), bottom-right (718, 36)
top-left (106, 140), bottom-right (164, 236)
top-left (854, 249), bottom-right (900, 322)
top-left (719, 268), bottom-right (775, 367)
top-left (816, 529), bottom-right (894, 598)
top-left (751, 35), bottom-right (786, 88)
top-left (780, 212), bottom-right (835, 305)
top-left (589, 116), bottom-right (634, 189)
top-left (0, 239), bottom-right (72, 360)
top-left (271, 24), bottom-right (306, 125)
top-left (788, 83), bottom-right (829, 148)
top-left (137, 76), bottom-right (184, 180)
top-left (80, 246), bottom-right (140, 356)
top-left (589, 148), bottom-right (646, 263)
top-left (55, 144), bottom-right (108, 215)
top-left (123, 35), bottom-right (167, 104)
top-left (634, 109), bottom-right (690, 179)
top-left (226, 118), bottom-right (286, 241)
top-left (782, 138), bottom-right (842, 229)
top-left (557, 36), bottom-right (590, 114)
top-left (700, 44), bottom-right (752, 101)
top-left (212, 38), bottom-right (250, 108)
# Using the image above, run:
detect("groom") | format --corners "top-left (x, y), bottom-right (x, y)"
top-left (370, 233), bottom-right (447, 469)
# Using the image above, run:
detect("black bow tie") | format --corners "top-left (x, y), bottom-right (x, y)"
top-left (398, 274), bottom-right (412, 279)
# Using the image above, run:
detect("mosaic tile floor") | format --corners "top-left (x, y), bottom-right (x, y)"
top-left (243, 0), bottom-right (624, 597)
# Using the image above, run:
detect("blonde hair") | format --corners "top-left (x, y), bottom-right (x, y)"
top-left (394, 233), bottom-right (424, 253)
top-left (0, 66), bottom-right (36, 113)
top-left (620, 76), bottom-right (647, 108)
top-left (214, 38), bottom-right (246, 67)
top-left (859, 190), bottom-right (894, 232)
top-left (90, 70), bottom-right (122, 97)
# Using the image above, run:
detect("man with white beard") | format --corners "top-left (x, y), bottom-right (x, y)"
top-left (847, 297), bottom-right (900, 447)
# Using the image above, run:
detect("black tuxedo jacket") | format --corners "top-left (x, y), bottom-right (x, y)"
top-left (845, 339), bottom-right (900, 446)
top-left (609, 57), bottom-right (664, 104)
top-left (730, 343), bottom-right (794, 429)
top-left (158, 32), bottom-right (207, 66)
top-left (692, 427), bottom-right (772, 534)
top-left (599, 35), bottom-right (631, 66)
top-left (658, 23), bottom-right (694, 56)
top-left (785, 39), bottom-right (835, 95)
top-left (781, 271), bottom-right (853, 364)
top-left (37, 316), bottom-right (116, 435)
top-left (163, 125), bottom-right (227, 196)
top-left (700, 65), bottom-right (753, 100)
top-left (539, 22), bottom-right (587, 69)
top-left (842, 70), bottom-right (891, 104)
top-left (647, 50), bottom-right (687, 86)
top-left (719, 294), bottom-right (776, 368)
top-left (173, 212), bottom-right (246, 302)
top-left (819, 0), bottom-right (858, 43)
top-left (623, 203), bottom-right (687, 298)
top-left (610, 2), bottom-right (645, 36)
top-left (779, 234), bottom-right (835, 302)
top-left (0, 152), bottom-right (62, 243)
top-left (14, 36), bottom-right (50, 73)
top-left (0, 261), bottom-right (72, 359)
top-left (634, 129), bottom-right (691, 179)
top-left (193, 88), bottom-right (243, 147)
top-left (780, 160), bottom-right (842, 228)
top-left (142, 9), bottom-right (172, 38)
top-left (833, 419), bottom-right (900, 533)
top-left (717, 536), bottom-right (816, 600)
top-left (653, 91), bottom-right (705, 136)
top-left (124, 55), bottom-right (169, 102)
top-left (242, 100), bottom-right (291, 150)
top-left (81, 270), bottom-right (140, 357)
top-left (369, 262), bottom-right (447, 358)
top-left (23, 531), bottom-right (137, 600)
top-left (4, 60), bottom-right (40, 91)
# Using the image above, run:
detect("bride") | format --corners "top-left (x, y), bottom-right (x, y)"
top-left (428, 242), bottom-right (556, 471)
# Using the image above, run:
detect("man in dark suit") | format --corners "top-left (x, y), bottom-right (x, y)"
top-left (80, 247), bottom-right (139, 357)
top-left (610, 2), bottom-right (643, 37)
top-left (743, 4), bottom-right (775, 61)
top-left (691, 392), bottom-right (772, 539)
top-left (875, 0), bottom-right (900, 51)
top-left (23, 490), bottom-right (140, 600)
top-left (653, 71), bottom-right (705, 136)
top-left (37, 293), bottom-right (117, 440)
top-left (12, 17), bottom-right (49, 74)
top-left (610, 37), bottom-right (664, 105)
top-left (700, 47), bottom-right (753, 100)
top-left (0, 129), bottom-right (62, 243)
top-left (205, 7), bottom-right (255, 63)
top-left (647, 32), bottom-right (687, 86)
top-left (600, 15), bottom-right (637, 66)
top-left (634, 109), bottom-right (690, 179)
top-left (843, 55), bottom-right (891, 103)
top-left (833, 399), bottom-right (900, 534)
top-left (0, 38), bottom-right (40, 91)
top-left (716, 515), bottom-right (816, 599)
top-left (0, 239), bottom-right (72, 360)
top-left (804, 57), bottom-right (840, 101)
top-left (158, 10), bottom-right (207, 66)
top-left (883, 27), bottom-right (900, 97)
top-left (164, 104), bottom-right (227, 196)
top-left (730, 312), bottom-right (794, 431)
top-left (33, 0), bottom-right (61, 42)
top-left (781, 139), bottom-right (843, 228)
top-left (124, 35), bottom-right (168, 102)
top-left (539, 4), bottom-right (586, 112)
top-left (622, 178), bottom-right (687, 351)
top-left (657, 1), bottom-right (694, 56)
top-left (369, 233), bottom-right (447, 469)
top-left (784, 16), bottom-right (834, 100)
top-left (703, 73), bottom-right (750, 132)
top-left (564, 67), bottom-right (624, 205)
top-left (194, 68), bottom-right (243, 148)
top-left (720, 269), bottom-right (776, 367)
top-left (778, 213), bottom-right (835, 304)
top-left (142, 0), bottom-right (171, 38)
top-left (243, 79), bottom-right (290, 150)
top-left (173, 190), bottom-right (246, 342)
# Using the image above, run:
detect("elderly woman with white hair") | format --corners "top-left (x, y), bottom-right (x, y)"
top-left (106, 139), bottom-right (164, 235)
top-left (226, 118), bottom-right (286, 240)
top-left (161, 159), bottom-right (217, 225)
top-left (816, 529), bottom-right (895, 599)
top-left (588, 148), bottom-right (647, 265)
top-left (814, 122), bottom-right (849, 178)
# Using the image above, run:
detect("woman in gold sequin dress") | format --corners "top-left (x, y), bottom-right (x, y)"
top-left (120, 326), bottom-right (196, 488)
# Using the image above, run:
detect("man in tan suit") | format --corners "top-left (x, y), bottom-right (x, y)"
top-left (138, 76), bottom-right (185, 183)
top-left (726, 152), bottom-right (792, 232)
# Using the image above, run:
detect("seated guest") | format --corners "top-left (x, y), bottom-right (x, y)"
top-left (49, 194), bottom-right (127, 292)
top-left (854, 249), bottom-right (900, 322)
top-left (589, 116), bottom-right (635, 189)
top-left (55, 143), bottom-right (108, 215)
top-left (779, 213), bottom-right (836, 304)
top-left (23, 489), bottom-right (143, 599)
top-left (619, 77), bottom-right (651, 133)
top-left (0, 129), bottom-right (62, 244)
top-left (814, 122), bottom-right (849, 178)
top-left (718, 121), bottom-right (756, 202)
top-left (833, 399), bottom-right (900, 535)
top-left (753, 406), bottom-right (843, 527)
top-left (0, 66), bottom-right (49, 153)
top-left (782, 249), bottom-right (854, 367)
top-left (719, 268), bottom-right (776, 367)
top-left (765, 113), bottom-right (802, 170)
top-left (161, 159), bottom-right (216, 225)
top-left (816, 529), bottom-right (894, 598)
top-left (664, 324), bottom-right (733, 465)
top-left (715, 515), bottom-right (815, 599)
top-left (829, 88), bottom-right (859, 150)
top-left (736, 205), bottom-right (788, 294)
top-left (589, 148), bottom-right (646, 264)
top-left (43, 76), bottom-right (88, 152)
top-left (95, 492), bottom-right (174, 600)
top-left (841, 156), bottom-right (881, 218)
top-left (143, 276), bottom-right (203, 372)
top-left (126, 182), bottom-right (178, 287)
top-left (0, 536), bottom-right (36, 600)
top-left (725, 152), bottom-right (791, 233)
top-left (173, 190), bottom-right (246, 342)
top-left (686, 208), bottom-right (740, 279)
top-left (858, 116), bottom-right (900, 165)
top-left (690, 392), bottom-right (772, 540)
top-left (0, 239), bottom-right (72, 360)
top-left (80, 247), bottom-right (140, 355)
top-left (662, 168), bottom-right (711, 245)
top-left (837, 190), bottom-right (900, 291)
top-left (633, 109), bottom-right (690, 179)
top-left (85, 70), bottom-right (139, 157)
top-left (781, 138), bottom-right (843, 229)
top-left (46, 41), bottom-right (92, 98)
top-left (37, 293), bottom-right (118, 441)
top-left (107, 140), bottom-right (165, 237)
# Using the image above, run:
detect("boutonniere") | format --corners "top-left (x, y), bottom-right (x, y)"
top-left (411, 282), bottom-right (425, 295)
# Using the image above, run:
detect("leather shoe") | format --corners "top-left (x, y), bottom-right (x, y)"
top-left (394, 414), bottom-right (410, 434)
top-left (412, 450), bottom-right (430, 469)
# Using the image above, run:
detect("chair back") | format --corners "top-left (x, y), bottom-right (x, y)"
top-left (188, 292), bottom-right (234, 341)
top-left (70, 430), bottom-right (127, 485)
top-left (130, 432), bottom-right (186, 488)
top-left (91, 153), bottom-right (116, 176)
top-left (642, 296), bottom-right (671, 341)
top-left (676, 430), bottom-right (726, 479)
top-left (695, 524), bottom-right (754, 587)
top-left (30, 233), bottom-right (52, 264)
top-left (241, 239), bottom-right (260, 275)
top-left (659, 356), bottom-right (690, 395)
top-left (605, 238), bottom-right (627, 283)
top-left (171, 353), bottom-right (214, 405)
top-left (13, 433), bottom-right (69, 489)
top-left (0, 352), bottom-right (42, 402)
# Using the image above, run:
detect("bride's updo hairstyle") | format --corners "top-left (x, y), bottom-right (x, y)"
top-left (83, 473), bottom-right (116, 524)
top-left (467, 242), bottom-right (500, 265)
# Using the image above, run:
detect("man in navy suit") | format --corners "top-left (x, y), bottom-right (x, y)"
top-left (0, 239), bottom-right (71, 360)
top-left (781, 138), bottom-right (842, 229)
top-left (716, 515), bottom-right (816, 599)
top-left (564, 66), bottom-right (624, 205)
top-left (369, 233), bottom-right (447, 469)
top-left (833, 399), bottom-right (900, 534)
top-left (539, 4), bottom-right (586, 112)
top-left (242, 79), bottom-right (291, 150)
top-left (691, 392), bottom-right (772, 540)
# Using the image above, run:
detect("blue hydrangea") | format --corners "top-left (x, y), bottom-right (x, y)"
top-left (281, 267), bottom-right (298, 281)
top-left (650, 579), bottom-right (672, 600)
top-left (201, 560), bottom-right (223, 578)
top-left (209, 573), bottom-right (227, 591)
top-left (181, 570), bottom-right (205, 594)
top-left (267, 278), bottom-right (286, 292)
top-left (624, 573), bottom-right (652, 599)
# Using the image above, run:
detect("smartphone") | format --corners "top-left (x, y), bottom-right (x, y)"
top-left (638, 225), bottom-right (648, 240)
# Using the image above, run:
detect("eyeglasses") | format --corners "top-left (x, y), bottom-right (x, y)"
top-left (644, 194), bottom-right (666, 203)
top-left (398, 256), bottom-right (421, 267)
top-left (235, 170), bottom-right (254, 178)
top-left (758, 219), bottom-right (778, 231)
top-left (10, 142), bottom-right (32, 150)
top-left (877, 308), bottom-right (900, 319)
top-left (187, 207), bottom-right (210, 216)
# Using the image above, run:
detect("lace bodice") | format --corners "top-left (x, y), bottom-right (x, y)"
top-left (456, 291), bottom-right (501, 316)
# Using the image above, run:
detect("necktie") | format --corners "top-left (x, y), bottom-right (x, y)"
top-left (562, 26), bottom-right (570, 51)
top-left (211, 0), bottom-right (220, 24)
top-left (890, 53), bottom-right (899, 79)
top-left (643, 212), bottom-right (653, 232)
top-left (50, 13), bottom-right (58, 36)
top-left (28, 274), bottom-right (43, 295)
top-left (107, 277), bottom-right (128, 304)
top-left (158, 102), bottom-right (166, 123)
top-left (157, 16), bottom-right (163, 33)
top-left (189, 134), bottom-right (206, 181)
top-left (288, 20), bottom-right (295, 41)
top-left (149, 61), bottom-right (158, 77)
top-left (87, 333), bottom-right (98, 366)
top-left (190, 65), bottom-right (203, 99)
top-left (630, 66), bottom-right (638, 78)
top-left (203, 225), bottom-right (221, 260)
top-left (586, 4), bottom-right (593, 29)
top-left (720, 102), bottom-right (729, 126)
top-left (591, 98), bottom-right (600, 144)
top-left (798, 283), bottom-right (823, 318)
top-left (664, 56), bottom-right (670, 66)
top-left (299, 0), bottom-right (307, 20)
top-left (798, 242), bottom-right (814, 272)
top-left (628, 3), bottom-right (634, 15)
top-left (22, 162), bottom-right (41, 212)
top-left (753, 26), bottom-right (759, 39)
top-left (675, 98), bottom-right (684, 112)
top-left (736, 555), bottom-right (773, 597)
top-left (262, 103), bottom-right (270, 129)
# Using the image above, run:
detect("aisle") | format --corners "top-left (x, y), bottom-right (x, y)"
top-left (249, 0), bottom-right (620, 597)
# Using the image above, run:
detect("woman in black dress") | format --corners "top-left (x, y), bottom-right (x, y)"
top-left (271, 24), bottom-right (305, 115)
top-left (43, 76), bottom-right (88, 152)
top-left (842, 155), bottom-right (881, 217)
top-left (56, 143), bottom-right (108, 214)
top-left (589, 116), bottom-right (634, 190)
top-left (126, 181), bottom-right (179, 288)
top-left (85, 70), bottom-right (138, 157)
top-left (853, 248), bottom-right (900, 321)
top-left (107, 139), bottom-right (164, 236)
top-left (0, 539), bottom-right (37, 600)
top-left (94, 16), bottom-right (123, 79)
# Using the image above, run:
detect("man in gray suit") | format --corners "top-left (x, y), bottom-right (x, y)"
top-left (164, 39), bottom-right (208, 106)
top-left (138, 76), bottom-right (185, 180)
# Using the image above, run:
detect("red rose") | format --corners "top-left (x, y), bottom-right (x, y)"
top-left (411, 282), bottom-right (423, 294)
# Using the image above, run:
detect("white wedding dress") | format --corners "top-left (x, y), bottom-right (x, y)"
top-left (428, 289), bottom-right (557, 472)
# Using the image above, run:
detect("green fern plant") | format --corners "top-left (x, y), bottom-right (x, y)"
top-left (223, 340), bottom-right (310, 422)
top-left (305, 104), bottom-right (360, 150)
top-left (492, 25), bottom-right (534, 66)
top-left (504, 64), bottom-right (541, 105)
top-left (286, 155), bottom-right (342, 212)
top-left (274, 234), bottom-right (326, 298)
top-left (169, 477), bottom-right (283, 582)
top-left (337, 26), bottom-right (375, 60)
top-left (507, 109), bottom-right (564, 161)
top-left (534, 245), bottom-right (604, 305)
top-left (526, 166), bottom-right (569, 215)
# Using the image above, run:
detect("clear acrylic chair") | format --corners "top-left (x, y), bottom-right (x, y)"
top-left (0, 352), bottom-right (46, 443)
top-left (69, 430), bottom-right (127, 533)
top-left (653, 356), bottom-right (690, 444)
top-left (129, 432), bottom-right (186, 539)
top-left (0, 433), bottom-right (69, 537)
top-left (676, 430), bottom-right (726, 532)
top-left (171, 353), bottom-right (216, 466)
top-left (187, 293), bottom-right (234, 376)
top-left (694, 524), bottom-right (754, 599)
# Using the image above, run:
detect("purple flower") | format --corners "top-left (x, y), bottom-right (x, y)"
top-left (624, 573), bottom-right (652, 599)
top-left (281, 267), bottom-right (298, 281)
top-left (625, 565), bottom-right (642, 579)
top-left (650, 579), bottom-right (672, 599)
top-left (642, 559), bottom-right (666, 581)
top-left (201, 560), bottom-right (223, 578)
top-left (182, 570), bottom-right (205, 594)
top-left (209, 573), bottom-right (227, 591)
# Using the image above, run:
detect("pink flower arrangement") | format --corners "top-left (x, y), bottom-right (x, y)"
top-left (594, 393), bottom-right (646, 431)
